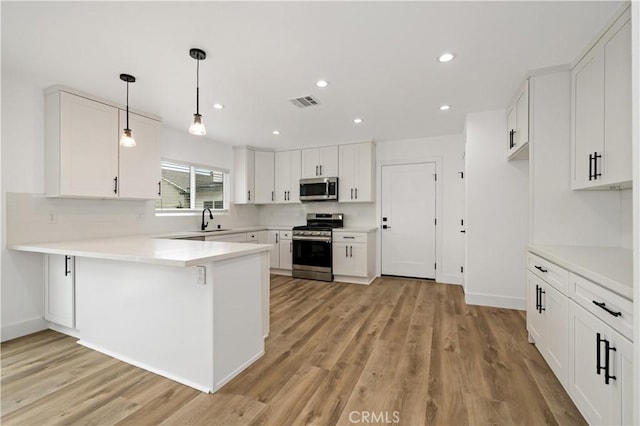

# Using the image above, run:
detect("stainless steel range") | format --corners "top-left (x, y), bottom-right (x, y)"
top-left (292, 213), bottom-right (344, 282)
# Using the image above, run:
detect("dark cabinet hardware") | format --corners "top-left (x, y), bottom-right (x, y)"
top-left (113, 176), bottom-right (118, 194)
top-left (319, 165), bottom-right (322, 175)
top-left (589, 152), bottom-right (602, 181)
top-left (535, 285), bottom-right (540, 312)
top-left (382, 217), bottom-right (388, 222)
top-left (272, 191), bottom-right (274, 201)
top-left (592, 301), bottom-right (622, 317)
top-left (355, 188), bottom-right (358, 199)
top-left (596, 333), bottom-right (617, 384)
top-left (343, 236), bottom-right (355, 239)
top-left (158, 181), bottom-right (161, 196)
top-left (538, 288), bottom-right (545, 313)
top-left (64, 255), bottom-right (71, 276)
top-left (460, 230), bottom-right (466, 233)
top-left (316, 165), bottom-right (319, 176)
top-left (350, 246), bottom-right (353, 257)
top-left (248, 190), bottom-right (251, 201)
top-left (345, 246), bottom-right (348, 257)
top-left (275, 233), bottom-right (278, 243)
top-left (382, 224), bottom-right (391, 229)
top-left (350, 188), bottom-right (353, 199)
top-left (509, 129), bottom-right (515, 149)
top-left (534, 265), bottom-right (548, 273)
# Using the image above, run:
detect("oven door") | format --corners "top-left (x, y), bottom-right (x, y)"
top-left (292, 237), bottom-right (332, 272)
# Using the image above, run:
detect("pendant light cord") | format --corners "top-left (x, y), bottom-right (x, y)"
top-left (196, 59), bottom-right (200, 115)
top-left (126, 81), bottom-right (130, 129)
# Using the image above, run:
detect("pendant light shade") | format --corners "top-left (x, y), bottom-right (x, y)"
top-left (188, 48), bottom-right (207, 136)
top-left (119, 73), bottom-right (136, 147)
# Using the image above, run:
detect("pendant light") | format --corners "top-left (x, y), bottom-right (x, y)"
top-left (188, 48), bottom-right (207, 135)
top-left (119, 73), bottom-right (136, 147)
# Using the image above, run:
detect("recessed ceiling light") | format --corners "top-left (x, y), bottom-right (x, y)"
top-left (272, 130), bottom-right (280, 135)
top-left (213, 103), bottom-right (224, 109)
top-left (439, 105), bottom-right (451, 111)
top-left (316, 80), bottom-right (329, 88)
top-left (353, 118), bottom-right (363, 124)
top-left (438, 53), bottom-right (455, 63)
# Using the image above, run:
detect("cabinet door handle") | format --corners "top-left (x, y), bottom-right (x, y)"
top-left (538, 289), bottom-right (545, 313)
top-left (534, 265), bottom-right (548, 273)
top-left (350, 246), bottom-right (353, 257)
top-left (592, 301), bottom-right (622, 317)
top-left (535, 284), bottom-right (540, 312)
top-left (316, 165), bottom-right (319, 176)
top-left (319, 165), bottom-right (322, 175)
top-left (158, 180), bottom-right (161, 196)
top-left (604, 339), bottom-right (617, 384)
top-left (351, 188), bottom-right (353, 199)
top-left (248, 190), bottom-right (251, 201)
top-left (509, 129), bottom-right (515, 149)
top-left (588, 153), bottom-right (594, 181)
top-left (272, 191), bottom-right (274, 202)
top-left (64, 255), bottom-right (71, 276)
top-left (596, 332), bottom-right (603, 376)
top-left (275, 233), bottom-right (278, 243)
top-left (593, 152), bottom-right (602, 180)
top-left (343, 236), bottom-right (355, 239)
top-left (345, 245), bottom-right (348, 257)
top-left (355, 188), bottom-right (358, 199)
top-left (113, 176), bottom-right (118, 194)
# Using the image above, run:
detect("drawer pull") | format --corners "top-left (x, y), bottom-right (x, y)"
top-left (592, 301), bottom-right (622, 317)
top-left (534, 265), bottom-right (548, 273)
top-left (343, 236), bottom-right (355, 239)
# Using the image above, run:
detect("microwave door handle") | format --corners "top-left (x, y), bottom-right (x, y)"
top-left (326, 180), bottom-right (330, 196)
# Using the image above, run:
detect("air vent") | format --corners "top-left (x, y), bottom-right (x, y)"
top-left (290, 95), bottom-right (320, 108)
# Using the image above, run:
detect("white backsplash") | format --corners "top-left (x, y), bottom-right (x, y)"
top-left (259, 201), bottom-right (376, 228)
top-left (620, 188), bottom-right (632, 249)
top-left (6, 192), bottom-right (260, 245)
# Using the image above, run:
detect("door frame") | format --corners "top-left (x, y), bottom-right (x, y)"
top-left (376, 157), bottom-right (443, 282)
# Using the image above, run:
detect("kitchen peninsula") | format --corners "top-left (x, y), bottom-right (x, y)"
top-left (9, 236), bottom-right (272, 393)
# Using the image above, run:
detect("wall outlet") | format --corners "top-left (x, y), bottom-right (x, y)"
top-left (196, 266), bottom-right (206, 285)
top-left (48, 212), bottom-right (57, 224)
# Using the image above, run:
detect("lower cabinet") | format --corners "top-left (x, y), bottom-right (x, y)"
top-left (567, 300), bottom-right (633, 425)
top-left (44, 254), bottom-right (75, 328)
top-left (332, 230), bottom-right (376, 284)
top-left (259, 230), bottom-right (280, 269)
top-left (527, 271), bottom-right (569, 385)
top-left (278, 231), bottom-right (293, 271)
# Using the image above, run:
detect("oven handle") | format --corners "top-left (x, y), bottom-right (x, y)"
top-left (292, 236), bottom-right (332, 242)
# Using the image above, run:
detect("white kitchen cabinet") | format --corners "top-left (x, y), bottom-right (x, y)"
top-left (338, 142), bottom-right (375, 203)
top-left (45, 87), bottom-right (162, 200)
top-left (275, 150), bottom-right (301, 204)
top-left (118, 111), bottom-right (162, 199)
top-left (568, 300), bottom-right (633, 425)
top-left (259, 230), bottom-right (280, 268)
top-left (506, 80), bottom-right (529, 160)
top-left (571, 7), bottom-right (631, 189)
top-left (332, 230), bottom-right (376, 284)
top-left (278, 231), bottom-right (293, 270)
top-left (233, 147), bottom-right (255, 204)
top-left (526, 270), bottom-right (569, 386)
top-left (205, 232), bottom-right (248, 242)
top-left (44, 254), bottom-right (75, 328)
top-left (254, 151), bottom-right (275, 204)
top-left (301, 146), bottom-right (339, 178)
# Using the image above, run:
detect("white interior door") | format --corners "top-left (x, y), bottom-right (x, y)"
top-left (381, 163), bottom-right (436, 279)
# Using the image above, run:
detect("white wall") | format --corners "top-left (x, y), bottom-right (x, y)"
top-left (1, 77), bottom-right (259, 341)
top-left (529, 71), bottom-right (625, 247)
top-left (376, 135), bottom-right (465, 284)
top-left (465, 110), bottom-right (529, 309)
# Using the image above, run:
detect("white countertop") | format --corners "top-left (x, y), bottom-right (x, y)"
top-left (528, 245), bottom-right (633, 300)
top-left (10, 236), bottom-right (272, 267)
top-left (157, 226), bottom-right (294, 240)
top-left (335, 227), bottom-right (378, 232)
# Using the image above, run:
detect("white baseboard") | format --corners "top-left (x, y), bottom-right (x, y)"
top-left (213, 350), bottom-right (265, 392)
top-left (1, 317), bottom-right (48, 342)
top-left (436, 273), bottom-right (463, 285)
top-left (333, 275), bottom-right (375, 285)
top-left (465, 292), bottom-right (526, 310)
top-left (49, 322), bottom-right (81, 339)
top-left (78, 339), bottom-right (213, 393)
top-left (270, 269), bottom-right (292, 276)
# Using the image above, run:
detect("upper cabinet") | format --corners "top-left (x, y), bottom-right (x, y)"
top-left (45, 88), bottom-right (161, 199)
top-left (275, 150), bottom-right (301, 203)
top-left (233, 147), bottom-right (276, 205)
top-left (338, 141), bottom-right (375, 203)
top-left (233, 147), bottom-right (255, 204)
top-left (506, 80), bottom-right (530, 160)
top-left (254, 151), bottom-right (275, 204)
top-left (301, 146), bottom-right (339, 178)
top-left (571, 7), bottom-right (631, 190)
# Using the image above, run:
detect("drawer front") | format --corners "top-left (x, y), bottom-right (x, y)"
top-left (569, 272), bottom-right (633, 341)
top-left (206, 233), bottom-right (247, 242)
top-left (527, 252), bottom-right (569, 295)
top-left (333, 232), bottom-right (367, 243)
top-left (279, 230), bottom-right (292, 240)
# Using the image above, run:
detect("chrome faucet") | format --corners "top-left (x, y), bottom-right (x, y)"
top-left (201, 208), bottom-right (213, 231)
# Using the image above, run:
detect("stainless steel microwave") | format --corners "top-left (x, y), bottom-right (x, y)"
top-left (299, 177), bottom-right (338, 201)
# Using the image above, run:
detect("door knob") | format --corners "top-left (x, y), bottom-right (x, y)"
top-left (382, 225), bottom-right (391, 229)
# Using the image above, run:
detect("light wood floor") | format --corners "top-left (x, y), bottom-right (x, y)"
top-left (2, 275), bottom-right (585, 425)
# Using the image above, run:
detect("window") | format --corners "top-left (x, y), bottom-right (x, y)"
top-left (155, 161), bottom-right (227, 212)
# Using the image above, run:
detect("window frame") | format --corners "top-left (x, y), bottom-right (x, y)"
top-left (155, 159), bottom-right (230, 216)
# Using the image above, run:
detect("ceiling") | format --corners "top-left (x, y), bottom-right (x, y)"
top-left (1, 1), bottom-right (624, 149)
